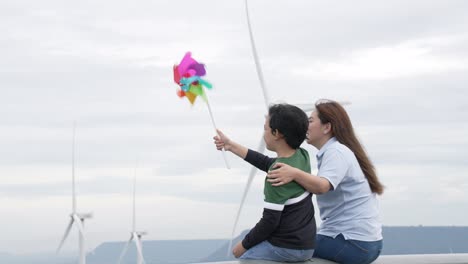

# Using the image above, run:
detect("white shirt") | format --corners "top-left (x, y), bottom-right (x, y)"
top-left (316, 137), bottom-right (382, 241)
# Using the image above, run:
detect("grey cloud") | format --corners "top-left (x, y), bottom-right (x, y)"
top-left (248, 0), bottom-right (468, 59)
top-left (0, 171), bottom-right (265, 206)
top-left (1, 0), bottom-right (468, 253)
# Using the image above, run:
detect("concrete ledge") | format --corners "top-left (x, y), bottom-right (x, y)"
top-left (200, 253), bottom-right (468, 264)
top-left (198, 259), bottom-right (336, 264)
top-left (374, 254), bottom-right (468, 264)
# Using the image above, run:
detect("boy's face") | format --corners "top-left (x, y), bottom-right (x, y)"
top-left (263, 115), bottom-right (276, 151)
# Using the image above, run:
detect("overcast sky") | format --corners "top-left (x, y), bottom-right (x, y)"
top-left (1, 0), bottom-right (468, 255)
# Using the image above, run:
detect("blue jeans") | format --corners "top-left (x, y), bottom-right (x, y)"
top-left (240, 241), bottom-right (314, 262)
top-left (313, 234), bottom-right (383, 264)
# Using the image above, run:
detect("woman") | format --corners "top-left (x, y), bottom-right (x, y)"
top-left (266, 100), bottom-right (384, 264)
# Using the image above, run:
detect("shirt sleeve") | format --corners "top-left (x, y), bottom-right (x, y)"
top-left (244, 149), bottom-right (276, 172)
top-left (242, 208), bottom-right (282, 249)
top-left (318, 148), bottom-right (348, 190)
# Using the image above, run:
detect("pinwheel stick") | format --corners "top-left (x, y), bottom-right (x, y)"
top-left (205, 94), bottom-right (230, 170)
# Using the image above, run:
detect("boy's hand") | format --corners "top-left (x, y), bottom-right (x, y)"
top-left (213, 129), bottom-right (232, 151)
top-left (232, 241), bottom-right (247, 258)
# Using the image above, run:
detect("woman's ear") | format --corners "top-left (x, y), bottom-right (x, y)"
top-left (323, 123), bottom-right (332, 135)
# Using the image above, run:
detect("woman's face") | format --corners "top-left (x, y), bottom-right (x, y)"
top-left (306, 111), bottom-right (327, 147)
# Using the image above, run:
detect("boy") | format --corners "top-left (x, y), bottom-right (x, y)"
top-left (214, 104), bottom-right (316, 262)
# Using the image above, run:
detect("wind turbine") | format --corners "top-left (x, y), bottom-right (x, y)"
top-left (117, 164), bottom-right (147, 264)
top-left (226, 0), bottom-right (271, 255)
top-left (57, 122), bottom-right (93, 264)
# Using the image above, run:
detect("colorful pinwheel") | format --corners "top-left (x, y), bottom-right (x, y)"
top-left (173, 52), bottom-right (230, 169)
top-left (173, 52), bottom-right (212, 105)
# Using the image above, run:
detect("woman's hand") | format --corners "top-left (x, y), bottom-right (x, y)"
top-left (267, 162), bottom-right (298, 186)
top-left (213, 129), bottom-right (232, 151)
top-left (232, 241), bottom-right (247, 258)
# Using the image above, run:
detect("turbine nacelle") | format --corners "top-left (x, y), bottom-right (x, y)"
top-left (118, 231), bottom-right (148, 264)
top-left (75, 213), bottom-right (93, 220)
top-left (135, 231), bottom-right (148, 238)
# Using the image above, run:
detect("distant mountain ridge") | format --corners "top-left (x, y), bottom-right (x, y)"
top-left (382, 226), bottom-right (468, 255)
top-left (87, 239), bottom-right (230, 264)
top-left (88, 226), bottom-right (468, 264)
top-left (3, 226), bottom-right (468, 264)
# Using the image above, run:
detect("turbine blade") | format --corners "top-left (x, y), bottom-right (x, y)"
top-left (295, 103), bottom-right (315, 112)
top-left (57, 218), bottom-right (74, 253)
top-left (117, 237), bottom-right (132, 264)
top-left (134, 237), bottom-right (145, 264)
top-left (228, 138), bottom-right (265, 256)
top-left (72, 214), bottom-right (85, 234)
top-left (296, 101), bottom-right (351, 113)
top-left (229, 0), bottom-right (272, 256)
top-left (244, 0), bottom-right (270, 107)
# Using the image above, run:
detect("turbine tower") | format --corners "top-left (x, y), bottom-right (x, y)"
top-left (118, 164), bottom-right (147, 264)
top-left (57, 122), bottom-right (93, 264)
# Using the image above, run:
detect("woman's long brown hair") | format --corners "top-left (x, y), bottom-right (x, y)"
top-left (316, 100), bottom-right (384, 195)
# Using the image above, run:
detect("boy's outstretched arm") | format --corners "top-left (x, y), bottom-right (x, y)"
top-left (244, 148), bottom-right (276, 173)
top-left (213, 129), bottom-right (248, 159)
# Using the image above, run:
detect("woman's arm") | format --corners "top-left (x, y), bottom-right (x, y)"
top-left (267, 162), bottom-right (332, 194)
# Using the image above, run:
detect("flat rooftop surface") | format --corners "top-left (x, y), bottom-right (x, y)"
top-left (200, 253), bottom-right (468, 264)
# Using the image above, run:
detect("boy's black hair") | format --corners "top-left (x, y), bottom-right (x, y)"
top-left (268, 104), bottom-right (308, 149)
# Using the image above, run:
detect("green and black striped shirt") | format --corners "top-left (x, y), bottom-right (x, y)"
top-left (242, 148), bottom-right (317, 250)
